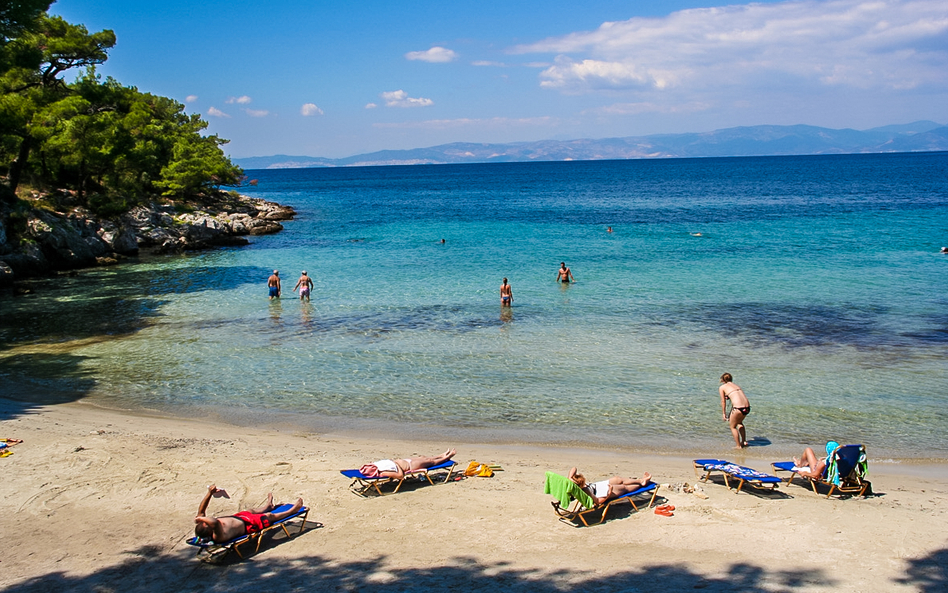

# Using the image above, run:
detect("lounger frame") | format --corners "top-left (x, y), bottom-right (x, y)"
top-left (551, 483), bottom-right (660, 527)
top-left (341, 460), bottom-right (457, 496)
top-left (771, 445), bottom-right (870, 498)
top-left (693, 459), bottom-right (782, 494)
top-left (187, 504), bottom-right (309, 561)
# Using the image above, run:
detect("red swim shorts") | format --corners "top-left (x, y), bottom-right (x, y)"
top-left (233, 511), bottom-right (271, 534)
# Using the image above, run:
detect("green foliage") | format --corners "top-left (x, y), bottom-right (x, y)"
top-left (0, 8), bottom-right (242, 211)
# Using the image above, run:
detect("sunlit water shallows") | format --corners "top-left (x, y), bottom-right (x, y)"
top-left (2, 154), bottom-right (947, 458)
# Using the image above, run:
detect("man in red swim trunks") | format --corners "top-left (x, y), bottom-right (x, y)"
top-left (194, 485), bottom-right (303, 543)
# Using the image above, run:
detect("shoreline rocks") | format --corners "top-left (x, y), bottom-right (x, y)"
top-left (0, 191), bottom-right (295, 285)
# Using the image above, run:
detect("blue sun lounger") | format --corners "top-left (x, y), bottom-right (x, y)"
top-left (772, 444), bottom-right (870, 498)
top-left (341, 460), bottom-right (457, 496)
top-left (545, 472), bottom-right (660, 527)
top-left (693, 459), bottom-right (782, 494)
top-left (186, 503), bottom-right (309, 560)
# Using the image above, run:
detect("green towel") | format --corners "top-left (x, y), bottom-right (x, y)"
top-left (544, 472), bottom-right (595, 509)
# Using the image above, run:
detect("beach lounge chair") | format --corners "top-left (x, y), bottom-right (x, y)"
top-left (693, 459), bottom-right (782, 494)
top-left (186, 503), bottom-right (309, 561)
top-left (341, 460), bottom-right (457, 496)
top-left (545, 472), bottom-right (660, 527)
top-left (771, 444), bottom-right (870, 498)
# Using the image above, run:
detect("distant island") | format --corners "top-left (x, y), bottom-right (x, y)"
top-left (235, 121), bottom-right (948, 170)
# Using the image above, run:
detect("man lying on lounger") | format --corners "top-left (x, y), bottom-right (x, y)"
top-left (194, 485), bottom-right (304, 543)
top-left (361, 449), bottom-right (457, 480)
top-left (568, 467), bottom-right (653, 505)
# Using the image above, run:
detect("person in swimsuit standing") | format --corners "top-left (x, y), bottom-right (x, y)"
top-left (294, 270), bottom-right (314, 302)
top-left (194, 485), bottom-right (303, 543)
top-left (363, 449), bottom-right (457, 480)
top-left (500, 278), bottom-right (513, 306)
top-left (267, 270), bottom-right (281, 300)
top-left (567, 467), bottom-right (653, 505)
top-left (556, 262), bottom-right (574, 284)
top-left (719, 372), bottom-right (751, 449)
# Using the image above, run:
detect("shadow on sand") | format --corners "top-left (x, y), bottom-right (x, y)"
top-left (3, 543), bottom-right (842, 593)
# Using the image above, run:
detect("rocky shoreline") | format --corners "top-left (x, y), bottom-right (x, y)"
top-left (0, 190), bottom-right (295, 285)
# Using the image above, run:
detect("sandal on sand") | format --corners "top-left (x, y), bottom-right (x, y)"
top-left (654, 508), bottom-right (674, 516)
top-left (656, 504), bottom-right (675, 512)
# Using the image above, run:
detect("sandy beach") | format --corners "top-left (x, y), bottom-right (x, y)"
top-left (1, 398), bottom-right (946, 593)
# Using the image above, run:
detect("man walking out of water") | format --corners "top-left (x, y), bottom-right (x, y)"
top-left (500, 278), bottom-right (513, 306)
top-left (557, 262), bottom-right (574, 284)
top-left (267, 270), bottom-right (281, 300)
top-left (294, 271), bottom-right (314, 302)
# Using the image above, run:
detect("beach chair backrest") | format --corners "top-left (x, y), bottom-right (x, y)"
top-left (832, 444), bottom-right (866, 483)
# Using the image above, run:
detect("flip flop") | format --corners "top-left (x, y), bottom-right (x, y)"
top-left (654, 508), bottom-right (673, 516)
top-left (656, 504), bottom-right (676, 512)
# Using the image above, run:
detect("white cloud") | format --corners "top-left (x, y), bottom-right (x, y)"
top-left (380, 89), bottom-right (434, 108)
top-left (405, 46), bottom-right (458, 63)
top-left (365, 103), bottom-right (378, 109)
top-left (539, 57), bottom-right (659, 90)
top-left (513, 0), bottom-right (948, 94)
top-left (226, 95), bottom-right (252, 104)
top-left (245, 108), bottom-right (269, 117)
top-left (207, 107), bottom-right (229, 118)
top-left (472, 60), bottom-right (508, 67)
top-left (185, 95), bottom-right (198, 103)
top-left (301, 103), bottom-right (324, 116)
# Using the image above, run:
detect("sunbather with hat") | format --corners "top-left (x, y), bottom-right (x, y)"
top-left (792, 441), bottom-right (840, 479)
top-left (567, 466), bottom-right (653, 505)
top-left (194, 485), bottom-right (303, 544)
top-left (360, 448), bottom-right (457, 480)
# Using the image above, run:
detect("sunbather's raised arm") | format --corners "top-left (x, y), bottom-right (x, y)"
top-left (196, 484), bottom-right (218, 517)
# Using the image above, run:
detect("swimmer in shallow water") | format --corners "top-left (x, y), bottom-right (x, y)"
top-left (556, 262), bottom-right (574, 284)
top-left (500, 277), bottom-right (513, 306)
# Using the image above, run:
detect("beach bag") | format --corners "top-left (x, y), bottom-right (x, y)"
top-left (464, 461), bottom-right (494, 478)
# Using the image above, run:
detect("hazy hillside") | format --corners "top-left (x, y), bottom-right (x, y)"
top-left (234, 121), bottom-right (948, 170)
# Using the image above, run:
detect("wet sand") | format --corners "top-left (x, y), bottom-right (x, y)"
top-left (1, 398), bottom-right (946, 592)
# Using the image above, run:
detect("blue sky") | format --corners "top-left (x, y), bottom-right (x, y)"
top-left (51, 0), bottom-right (948, 159)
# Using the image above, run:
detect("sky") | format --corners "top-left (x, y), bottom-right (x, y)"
top-left (50, 0), bottom-right (948, 159)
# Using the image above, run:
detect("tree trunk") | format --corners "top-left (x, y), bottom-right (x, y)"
top-left (8, 135), bottom-right (32, 193)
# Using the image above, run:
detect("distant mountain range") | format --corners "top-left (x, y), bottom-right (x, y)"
top-left (234, 121), bottom-right (948, 170)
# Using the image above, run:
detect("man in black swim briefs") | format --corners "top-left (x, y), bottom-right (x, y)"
top-left (557, 262), bottom-right (574, 283)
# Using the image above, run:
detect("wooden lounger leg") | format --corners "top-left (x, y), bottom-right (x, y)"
top-left (646, 486), bottom-right (658, 508)
top-left (443, 465), bottom-right (455, 483)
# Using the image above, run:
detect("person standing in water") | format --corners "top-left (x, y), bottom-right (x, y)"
top-left (267, 270), bottom-right (281, 300)
top-left (556, 262), bottom-right (574, 284)
top-left (719, 372), bottom-right (750, 448)
top-left (500, 278), bottom-right (513, 307)
top-left (294, 271), bottom-right (314, 302)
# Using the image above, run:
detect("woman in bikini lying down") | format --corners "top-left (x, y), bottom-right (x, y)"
top-left (364, 449), bottom-right (457, 480)
top-left (719, 372), bottom-right (751, 449)
top-left (567, 467), bottom-right (653, 505)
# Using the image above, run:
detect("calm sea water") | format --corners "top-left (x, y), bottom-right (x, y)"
top-left (2, 153), bottom-right (947, 458)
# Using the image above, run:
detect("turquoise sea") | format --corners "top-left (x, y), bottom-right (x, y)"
top-left (2, 153), bottom-right (947, 458)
